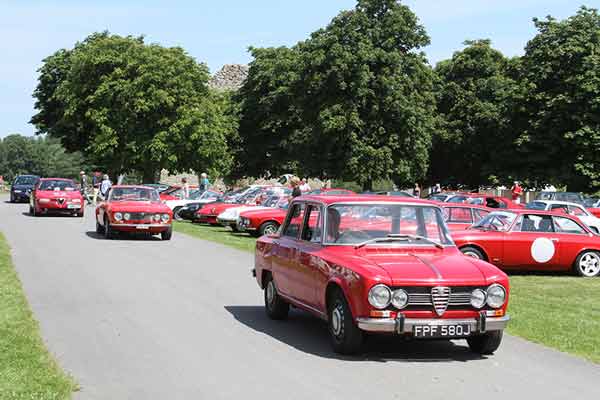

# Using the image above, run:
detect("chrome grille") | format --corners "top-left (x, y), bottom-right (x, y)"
top-left (407, 291), bottom-right (471, 306)
top-left (126, 212), bottom-right (153, 222)
top-left (431, 286), bottom-right (450, 316)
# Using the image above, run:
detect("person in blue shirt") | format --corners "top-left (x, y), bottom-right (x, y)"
top-left (199, 173), bottom-right (210, 192)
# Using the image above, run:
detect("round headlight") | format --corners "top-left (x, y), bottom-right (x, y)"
top-left (114, 212), bottom-right (123, 221)
top-left (123, 213), bottom-right (131, 221)
top-left (161, 214), bottom-right (170, 222)
top-left (486, 284), bottom-right (506, 309)
top-left (470, 289), bottom-right (486, 309)
top-left (368, 284), bottom-right (392, 309)
top-left (154, 214), bottom-right (161, 222)
top-left (391, 289), bottom-right (409, 309)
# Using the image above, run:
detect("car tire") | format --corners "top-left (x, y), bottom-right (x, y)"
top-left (104, 217), bottom-right (114, 240)
top-left (161, 226), bottom-right (173, 241)
top-left (264, 274), bottom-right (289, 320)
top-left (467, 331), bottom-right (503, 355)
top-left (259, 221), bottom-right (280, 236)
top-left (32, 204), bottom-right (37, 217)
top-left (173, 207), bottom-right (183, 221)
top-left (460, 246), bottom-right (485, 260)
top-left (328, 288), bottom-right (364, 355)
top-left (574, 251), bottom-right (600, 277)
top-left (96, 220), bottom-right (105, 234)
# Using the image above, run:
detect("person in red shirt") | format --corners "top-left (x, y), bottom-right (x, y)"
top-left (511, 181), bottom-right (523, 204)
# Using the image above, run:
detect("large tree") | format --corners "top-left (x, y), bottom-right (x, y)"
top-left (430, 40), bottom-right (519, 188)
top-left (516, 7), bottom-right (600, 191)
top-left (31, 32), bottom-right (217, 181)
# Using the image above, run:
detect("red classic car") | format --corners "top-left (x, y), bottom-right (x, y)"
top-left (453, 209), bottom-right (600, 277)
top-left (194, 186), bottom-right (275, 224)
top-left (30, 178), bottom-right (84, 217)
top-left (238, 202), bottom-right (289, 236)
top-left (95, 185), bottom-right (173, 240)
top-left (440, 204), bottom-right (491, 231)
top-left (253, 195), bottom-right (510, 355)
top-left (446, 193), bottom-right (523, 209)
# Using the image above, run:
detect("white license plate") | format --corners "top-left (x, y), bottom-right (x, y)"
top-left (413, 324), bottom-right (472, 338)
top-left (135, 225), bottom-right (150, 230)
top-left (67, 204), bottom-right (81, 209)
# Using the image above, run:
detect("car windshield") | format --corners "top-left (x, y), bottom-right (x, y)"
top-left (200, 190), bottom-right (220, 200)
top-left (447, 195), bottom-right (468, 203)
top-left (263, 196), bottom-right (286, 208)
top-left (109, 187), bottom-right (159, 202)
top-left (39, 180), bottom-right (75, 191)
top-left (14, 176), bottom-right (38, 185)
top-left (472, 212), bottom-right (517, 232)
top-left (584, 198), bottom-right (599, 207)
top-left (324, 204), bottom-right (453, 246)
top-left (429, 194), bottom-right (449, 202)
top-left (526, 201), bottom-right (547, 210)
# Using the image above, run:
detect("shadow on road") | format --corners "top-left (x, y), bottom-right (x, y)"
top-left (21, 211), bottom-right (81, 218)
top-left (85, 231), bottom-right (162, 241)
top-left (225, 305), bottom-right (486, 362)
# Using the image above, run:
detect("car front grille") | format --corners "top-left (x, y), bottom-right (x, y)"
top-left (126, 212), bottom-right (154, 222)
top-left (408, 290), bottom-right (471, 306)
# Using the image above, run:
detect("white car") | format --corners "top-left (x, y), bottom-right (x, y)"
top-left (165, 190), bottom-right (221, 212)
top-left (217, 196), bottom-right (289, 230)
top-left (526, 200), bottom-right (600, 234)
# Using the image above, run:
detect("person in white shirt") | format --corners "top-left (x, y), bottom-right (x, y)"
top-left (181, 178), bottom-right (190, 199)
top-left (299, 178), bottom-right (311, 193)
top-left (100, 175), bottom-right (112, 200)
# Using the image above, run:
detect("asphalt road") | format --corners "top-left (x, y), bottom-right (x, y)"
top-left (1, 199), bottom-right (599, 400)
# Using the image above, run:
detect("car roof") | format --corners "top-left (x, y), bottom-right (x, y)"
top-left (16, 174), bottom-right (39, 178)
top-left (294, 194), bottom-right (436, 205)
top-left (531, 200), bottom-right (582, 207)
top-left (111, 185), bottom-right (156, 190)
top-left (39, 177), bottom-right (73, 181)
top-left (489, 208), bottom-right (579, 217)
top-left (439, 203), bottom-right (490, 210)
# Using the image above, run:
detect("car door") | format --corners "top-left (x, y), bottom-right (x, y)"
top-left (270, 203), bottom-right (305, 298)
top-left (502, 214), bottom-right (562, 270)
top-left (294, 204), bottom-right (324, 310)
top-left (552, 215), bottom-right (591, 271)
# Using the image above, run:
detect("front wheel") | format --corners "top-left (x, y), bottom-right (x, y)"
top-left (264, 275), bottom-right (289, 320)
top-left (461, 246), bottom-right (485, 260)
top-left (328, 289), bottom-right (364, 355)
top-left (259, 221), bottom-right (280, 236)
top-left (574, 251), bottom-right (600, 277)
top-left (104, 217), bottom-right (114, 240)
top-left (467, 331), bottom-right (503, 354)
top-left (173, 207), bottom-right (183, 221)
top-left (161, 226), bottom-right (173, 241)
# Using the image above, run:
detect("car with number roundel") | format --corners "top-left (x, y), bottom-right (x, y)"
top-left (453, 209), bottom-right (600, 277)
top-left (30, 178), bottom-right (84, 217)
top-left (95, 185), bottom-right (173, 240)
top-left (253, 195), bottom-right (510, 355)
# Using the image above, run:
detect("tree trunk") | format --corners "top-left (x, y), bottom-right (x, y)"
top-left (363, 178), bottom-right (373, 192)
top-left (142, 168), bottom-right (157, 184)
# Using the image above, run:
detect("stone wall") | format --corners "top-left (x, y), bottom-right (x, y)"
top-left (209, 64), bottom-right (249, 92)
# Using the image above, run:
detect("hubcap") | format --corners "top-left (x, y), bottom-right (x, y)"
top-left (266, 281), bottom-right (275, 306)
top-left (579, 253), bottom-right (600, 276)
top-left (264, 224), bottom-right (278, 235)
top-left (463, 251), bottom-right (480, 259)
top-left (331, 305), bottom-right (343, 337)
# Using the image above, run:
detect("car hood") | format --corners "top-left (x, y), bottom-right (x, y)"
top-left (351, 248), bottom-right (501, 286)
top-left (241, 208), bottom-right (286, 219)
top-left (219, 206), bottom-right (269, 219)
top-left (108, 201), bottom-right (170, 213)
top-left (12, 184), bottom-right (35, 191)
top-left (37, 190), bottom-right (81, 198)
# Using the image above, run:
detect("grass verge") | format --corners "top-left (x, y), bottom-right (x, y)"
top-left (0, 233), bottom-right (77, 400)
top-left (175, 221), bottom-right (600, 363)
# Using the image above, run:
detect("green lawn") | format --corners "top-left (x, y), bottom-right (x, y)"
top-left (175, 221), bottom-right (600, 363)
top-left (0, 233), bottom-right (77, 400)
top-left (507, 275), bottom-right (600, 363)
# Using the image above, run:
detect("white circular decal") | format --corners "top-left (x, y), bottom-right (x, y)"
top-left (531, 238), bottom-right (555, 263)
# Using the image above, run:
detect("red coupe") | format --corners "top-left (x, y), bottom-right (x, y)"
top-left (446, 193), bottom-right (523, 209)
top-left (95, 185), bottom-right (173, 240)
top-left (453, 209), bottom-right (600, 277)
top-left (30, 178), bottom-right (84, 217)
top-left (238, 202), bottom-right (289, 236)
top-left (253, 195), bottom-right (510, 355)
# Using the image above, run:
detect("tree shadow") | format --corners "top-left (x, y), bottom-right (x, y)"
top-left (225, 305), bottom-right (487, 362)
top-left (84, 231), bottom-right (163, 241)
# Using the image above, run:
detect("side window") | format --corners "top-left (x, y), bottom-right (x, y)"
top-left (282, 203), bottom-right (305, 238)
top-left (301, 205), bottom-right (322, 243)
top-left (448, 207), bottom-right (472, 223)
top-left (473, 209), bottom-right (490, 221)
top-left (569, 206), bottom-right (587, 217)
top-left (497, 200), bottom-right (507, 209)
top-left (553, 216), bottom-right (586, 235)
top-left (550, 204), bottom-right (569, 214)
top-left (520, 214), bottom-right (555, 232)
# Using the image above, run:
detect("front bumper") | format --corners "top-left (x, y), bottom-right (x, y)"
top-left (216, 217), bottom-right (237, 225)
top-left (11, 191), bottom-right (31, 201)
top-left (356, 314), bottom-right (509, 334)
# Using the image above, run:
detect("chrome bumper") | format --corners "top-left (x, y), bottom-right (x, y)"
top-left (356, 314), bottom-right (509, 334)
top-left (113, 224), bottom-right (170, 228)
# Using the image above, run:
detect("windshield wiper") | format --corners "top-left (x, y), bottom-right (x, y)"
top-left (355, 234), bottom-right (443, 249)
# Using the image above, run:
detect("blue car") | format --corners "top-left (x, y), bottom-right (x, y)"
top-left (10, 175), bottom-right (40, 203)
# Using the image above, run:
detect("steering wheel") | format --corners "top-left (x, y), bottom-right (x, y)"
top-left (336, 230), bottom-right (371, 244)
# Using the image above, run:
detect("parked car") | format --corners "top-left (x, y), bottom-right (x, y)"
top-left (30, 178), bottom-right (83, 217)
top-left (194, 186), bottom-right (272, 224)
top-left (453, 209), bottom-right (600, 277)
top-left (440, 204), bottom-right (491, 231)
top-left (165, 190), bottom-right (222, 219)
top-left (427, 192), bottom-right (460, 202)
top-left (238, 201), bottom-right (289, 237)
top-left (10, 174), bottom-right (39, 203)
top-left (306, 188), bottom-right (355, 196)
top-left (446, 193), bottom-right (523, 209)
top-left (217, 195), bottom-right (289, 231)
top-left (142, 183), bottom-right (171, 193)
top-left (95, 185), bottom-right (173, 240)
top-left (525, 200), bottom-right (600, 234)
top-left (159, 185), bottom-right (198, 201)
top-left (536, 191), bottom-right (584, 205)
top-left (253, 195), bottom-right (510, 355)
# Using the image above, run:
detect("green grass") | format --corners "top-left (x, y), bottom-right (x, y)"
top-left (0, 233), bottom-right (77, 400)
top-left (175, 221), bottom-right (600, 363)
top-left (174, 221), bottom-right (257, 252)
top-left (507, 275), bottom-right (600, 363)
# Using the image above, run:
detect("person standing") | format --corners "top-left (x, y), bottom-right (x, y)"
top-left (79, 171), bottom-right (92, 204)
top-left (414, 183), bottom-right (421, 198)
top-left (300, 178), bottom-right (311, 193)
top-left (100, 174), bottom-right (112, 200)
top-left (92, 172), bottom-right (101, 205)
top-left (291, 177), bottom-right (302, 198)
top-left (181, 177), bottom-right (190, 199)
top-left (199, 173), bottom-right (210, 192)
top-left (511, 181), bottom-right (523, 204)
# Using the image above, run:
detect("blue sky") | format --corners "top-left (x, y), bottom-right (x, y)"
top-left (0, 0), bottom-right (589, 137)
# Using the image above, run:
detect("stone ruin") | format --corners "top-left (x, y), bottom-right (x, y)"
top-left (209, 64), bottom-right (249, 92)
